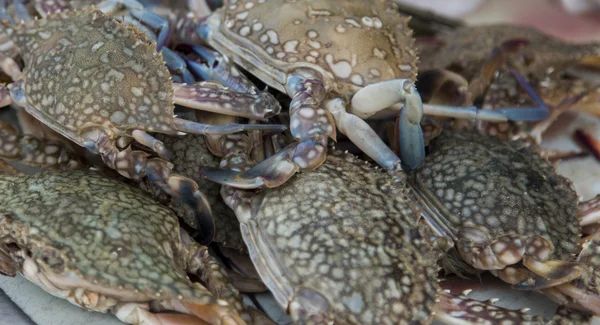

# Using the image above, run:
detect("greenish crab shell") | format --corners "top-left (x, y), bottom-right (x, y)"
top-left (0, 169), bottom-right (216, 305)
top-left (2, 9), bottom-right (177, 146)
top-left (244, 150), bottom-right (439, 324)
top-left (203, 0), bottom-right (418, 97)
top-left (410, 130), bottom-right (580, 268)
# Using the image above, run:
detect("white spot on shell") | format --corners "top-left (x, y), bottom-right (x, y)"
top-left (283, 40), bottom-right (299, 53)
top-left (351, 74), bottom-right (363, 86)
top-left (373, 48), bottom-right (386, 59)
top-left (335, 24), bottom-right (346, 33)
top-left (235, 11), bottom-right (249, 20)
top-left (345, 18), bottom-right (361, 28)
top-left (362, 17), bottom-right (373, 27)
top-left (398, 64), bottom-right (412, 71)
top-left (307, 30), bottom-right (318, 39)
top-left (325, 54), bottom-right (352, 78)
top-left (266, 29), bottom-right (279, 44)
top-left (373, 17), bottom-right (383, 28)
top-left (252, 22), bottom-right (263, 31)
top-left (239, 26), bottom-right (251, 36)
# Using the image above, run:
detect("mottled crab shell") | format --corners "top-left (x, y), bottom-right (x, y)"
top-left (1, 9), bottom-right (177, 145)
top-left (205, 0), bottom-right (418, 96)
top-left (247, 150), bottom-right (439, 324)
top-left (0, 169), bottom-right (219, 305)
top-left (411, 130), bottom-right (581, 264)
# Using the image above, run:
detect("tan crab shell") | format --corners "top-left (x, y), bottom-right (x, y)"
top-left (204, 0), bottom-right (418, 97)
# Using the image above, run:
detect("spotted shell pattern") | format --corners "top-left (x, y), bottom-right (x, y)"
top-left (2, 9), bottom-right (177, 142)
top-left (253, 150), bottom-right (439, 324)
top-left (412, 131), bottom-right (581, 260)
top-left (217, 0), bottom-right (417, 92)
top-left (0, 170), bottom-right (217, 305)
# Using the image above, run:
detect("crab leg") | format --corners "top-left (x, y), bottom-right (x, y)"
top-left (80, 127), bottom-right (215, 244)
top-left (435, 291), bottom-right (545, 324)
top-left (203, 74), bottom-right (334, 188)
top-left (173, 82), bottom-right (281, 120)
top-left (186, 45), bottom-right (261, 95)
top-left (0, 120), bottom-right (80, 169)
top-left (131, 130), bottom-right (172, 160)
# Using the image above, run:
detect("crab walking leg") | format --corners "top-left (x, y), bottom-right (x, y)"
top-left (79, 127), bottom-right (215, 244)
top-left (186, 45), bottom-right (263, 95)
top-left (0, 120), bottom-right (80, 169)
top-left (173, 82), bottom-right (281, 120)
top-left (435, 291), bottom-right (545, 324)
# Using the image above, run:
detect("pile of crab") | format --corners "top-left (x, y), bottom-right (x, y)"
top-left (0, 0), bottom-right (600, 324)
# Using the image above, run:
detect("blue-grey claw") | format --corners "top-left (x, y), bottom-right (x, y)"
top-left (200, 167), bottom-right (266, 189)
top-left (162, 48), bottom-right (196, 84)
top-left (398, 105), bottom-right (425, 170)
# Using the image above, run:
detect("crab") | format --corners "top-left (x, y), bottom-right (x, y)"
top-left (209, 135), bottom-right (552, 324)
top-left (193, 0), bottom-right (549, 190)
top-left (415, 24), bottom-right (600, 145)
top-left (407, 130), bottom-right (595, 296)
top-left (0, 8), bottom-right (288, 243)
top-left (0, 168), bottom-right (254, 325)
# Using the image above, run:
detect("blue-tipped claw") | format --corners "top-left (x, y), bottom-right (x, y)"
top-left (187, 45), bottom-right (259, 94)
top-left (397, 106), bottom-right (425, 170)
top-left (200, 167), bottom-right (266, 189)
top-left (161, 48), bottom-right (196, 84)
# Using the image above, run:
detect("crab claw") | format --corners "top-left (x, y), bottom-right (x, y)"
top-left (201, 138), bottom-right (326, 189)
top-left (512, 256), bottom-right (583, 290)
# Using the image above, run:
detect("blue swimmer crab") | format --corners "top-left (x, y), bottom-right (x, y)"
top-left (409, 130), bottom-right (589, 296)
top-left (0, 8), bottom-right (285, 243)
top-left (214, 141), bottom-right (545, 324)
top-left (0, 169), bottom-right (255, 325)
top-left (197, 0), bottom-right (548, 189)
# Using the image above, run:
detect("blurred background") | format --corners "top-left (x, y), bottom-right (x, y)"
top-left (395, 0), bottom-right (600, 42)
